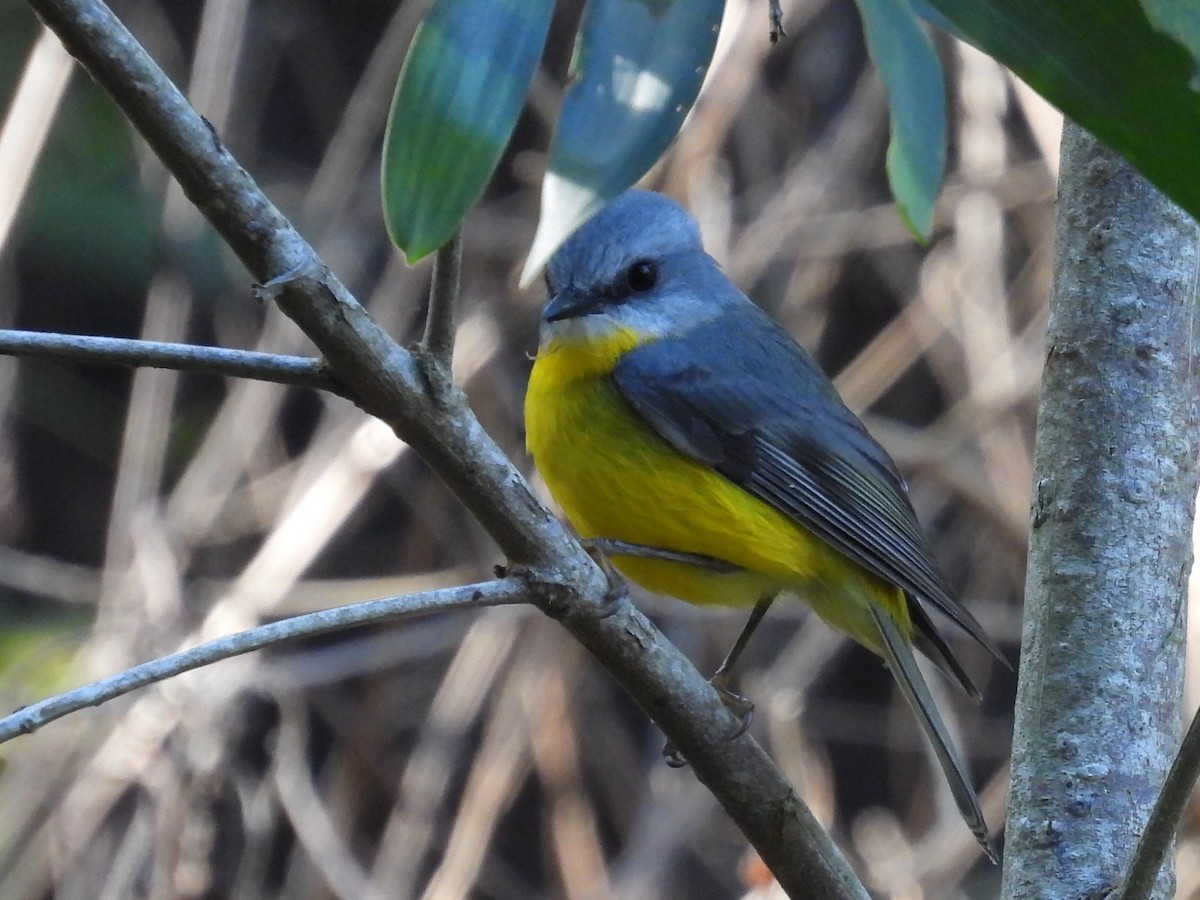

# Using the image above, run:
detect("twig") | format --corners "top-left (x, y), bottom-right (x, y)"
top-left (421, 230), bottom-right (463, 380)
top-left (0, 577), bottom-right (527, 746)
top-left (1111, 704), bottom-right (1200, 900)
top-left (769, 0), bottom-right (785, 43)
top-left (0, 329), bottom-right (343, 394)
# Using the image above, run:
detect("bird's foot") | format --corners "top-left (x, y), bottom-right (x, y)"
top-left (712, 675), bottom-right (756, 740)
top-left (661, 678), bottom-right (756, 768)
top-left (579, 540), bottom-right (630, 617)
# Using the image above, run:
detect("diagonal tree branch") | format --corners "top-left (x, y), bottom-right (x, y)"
top-left (21, 0), bottom-right (871, 894)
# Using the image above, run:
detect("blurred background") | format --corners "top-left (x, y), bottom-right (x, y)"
top-left (0, 0), bottom-right (1162, 896)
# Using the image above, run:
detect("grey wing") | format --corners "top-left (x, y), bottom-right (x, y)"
top-left (612, 309), bottom-right (1003, 669)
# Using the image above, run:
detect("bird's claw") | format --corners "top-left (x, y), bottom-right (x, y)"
top-left (580, 540), bottom-right (629, 618)
top-left (662, 741), bottom-right (688, 768)
top-left (713, 681), bottom-right (755, 740)
top-left (660, 678), bottom-right (756, 767)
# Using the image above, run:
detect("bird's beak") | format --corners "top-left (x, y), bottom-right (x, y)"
top-left (542, 285), bottom-right (600, 323)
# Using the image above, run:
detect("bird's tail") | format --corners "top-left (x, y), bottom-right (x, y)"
top-left (868, 604), bottom-right (998, 863)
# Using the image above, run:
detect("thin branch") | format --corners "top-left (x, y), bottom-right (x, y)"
top-left (769, 0), bottom-right (785, 43)
top-left (1112, 705), bottom-right (1200, 900)
top-left (0, 329), bottom-right (343, 394)
top-left (0, 577), bottom-right (527, 746)
top-left (421, 229), bottom-right (462, 377)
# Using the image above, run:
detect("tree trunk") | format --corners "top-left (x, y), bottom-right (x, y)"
top-left (1003, 122), bottom-right (1200, 898)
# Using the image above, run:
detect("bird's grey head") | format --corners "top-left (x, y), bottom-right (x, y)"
top-left (539, 190), bottom-right (730, 344)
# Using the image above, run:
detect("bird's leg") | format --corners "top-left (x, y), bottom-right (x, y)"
top-left (712, 594), bottom-right (775, 694)
top-left (708, 594), bottom-right (775, 734)
top-left (578, 540), bottom-right (629, 617)
top-left (577, 539), bottom-right (770, 765)
top-left (581, 538), bottom-right (740, 573)
top-left (662, 595), bottom-right (776, 768)
top-left (579, 538), bottom-right (741, 617)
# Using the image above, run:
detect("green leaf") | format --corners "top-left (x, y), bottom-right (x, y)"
top-left (855, 0), bottom-right (946, 240)
top-left (521, 0), bottom-right (724, 283)
top-left (382, 0), bottom-right (554, 262)
top-left (1139, 0), bottom-right (1200, 82)
top-left (923, 0), bottom-right (1200, 225)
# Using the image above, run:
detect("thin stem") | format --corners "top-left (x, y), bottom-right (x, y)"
top-left (769, 0), bottom-right (785, 43)
top-left (0, 329), bottom-right (342, 394)
top-left (422, 230), bottom-right (462, 374)
top-left (1112, 705), bottom-right (1200, 900)
top-left (0, 577), bottom-right (528, 746)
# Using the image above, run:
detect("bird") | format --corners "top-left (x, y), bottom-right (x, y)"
top-left (524, 189), bottom-right (1003, 861)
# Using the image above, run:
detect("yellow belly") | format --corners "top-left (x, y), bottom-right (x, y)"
top-left (525, 335), bottom-right (911, 650)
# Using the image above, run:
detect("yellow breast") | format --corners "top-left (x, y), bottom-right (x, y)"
top-left (526, 331), bottom-right (854, 606)
top-left (524, 330), bottom-right (913, 648)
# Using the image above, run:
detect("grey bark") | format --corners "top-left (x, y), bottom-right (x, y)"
top-left (1003, 123), bottom-right (1200, 898)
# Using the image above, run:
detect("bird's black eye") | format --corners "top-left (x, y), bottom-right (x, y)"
top-left (625, 259), bottom-right (658, 293)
